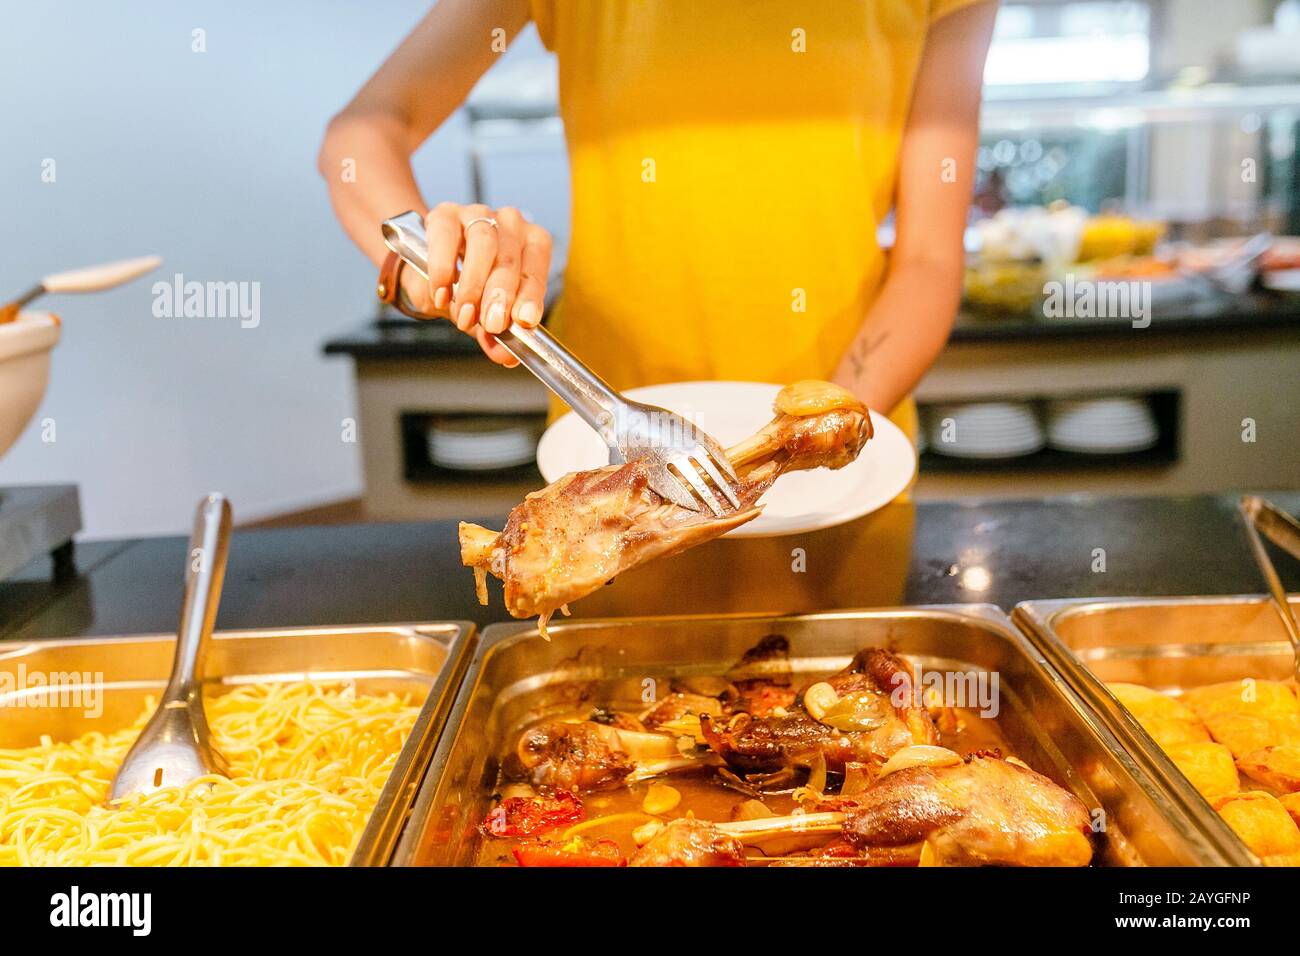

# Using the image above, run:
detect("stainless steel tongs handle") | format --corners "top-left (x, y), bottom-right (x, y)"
top-left (382, 211), bottom-right (619, 440)
top-left (1239, 495), bottom-right (1300, 680)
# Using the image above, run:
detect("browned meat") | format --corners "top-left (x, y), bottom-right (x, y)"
top-left (730, 682), bottom-right (799, 718)
top-left (514, 721), bottom-right (635, 792)
top-left (640, 692), bottom-right (723, 730)
top-left (629, 818), bottom-right (746, 867)
top-left (700, 648), bottom-right (939, 776)
top-left (459, 381), bottom-right (871, 632)
top-left (512, 720), bottom-right (695, 792)
top-left (696, 755), bottom-right (1093, 867)
top-left (728, 634), bottom-right (797, 716)
top-left (835, 755), bottom-right (1093, 867)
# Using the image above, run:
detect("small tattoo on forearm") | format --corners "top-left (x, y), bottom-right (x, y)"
top-left (849, 329), bottom-right (890, 380)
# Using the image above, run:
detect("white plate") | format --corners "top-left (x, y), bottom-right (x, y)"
top-left (929, 434), bottom-right (1046, 459)
top-left (536, 381), bottom-right (916, 538)
top-left (1263, 269), bottom-right (1300, 292)
top-left (1049, 435), bottom-right (1158, 454)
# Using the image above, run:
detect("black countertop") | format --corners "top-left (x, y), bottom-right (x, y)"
top-left (3, 493), bottom-right (1297, 641)
top-left (323, 295), bottom-right (1300, 360)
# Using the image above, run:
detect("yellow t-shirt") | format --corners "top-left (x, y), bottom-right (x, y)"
top-left (532, 0), bottom-right (983, 436)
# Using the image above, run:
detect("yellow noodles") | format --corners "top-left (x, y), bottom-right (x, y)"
top-left (0, 682), bottom-right (418, 866)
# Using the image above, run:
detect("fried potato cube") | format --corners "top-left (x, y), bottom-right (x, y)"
top-left (1107, 682), bottom-right (1210, 748)
top-left (1164, 741), bottom-right (1239, 803)
top-left (1237, 744), bottom-right (1300, 794)
top-left (1280, 792), bottom-right (1300, 828)
top-left (1203, 713), bottom-right (1300, 759)
top-left (1181, 680), bottom-right (1299, 723)
top-left (1214, 791), bottom-right (1300, 866)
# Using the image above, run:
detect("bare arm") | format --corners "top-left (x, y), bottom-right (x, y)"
top-left (832, 2), bottom-right (997, 413)
top-left (318, 0), bottom-right (547, 364)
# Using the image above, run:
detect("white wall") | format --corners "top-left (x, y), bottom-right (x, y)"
top-left (0, 1), bottom-right (559, 538)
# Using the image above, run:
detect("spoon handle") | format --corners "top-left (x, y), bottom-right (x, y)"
top-left (165, 493), bottom-right (232, 696)
top-left (41, 255), bottom-right (163, 294)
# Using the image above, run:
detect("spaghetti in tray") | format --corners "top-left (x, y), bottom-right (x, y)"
top-left (0, 682), bottom-right (419, 866)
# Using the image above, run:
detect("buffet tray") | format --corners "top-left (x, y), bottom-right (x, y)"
top-left (393, 606), bottom-right (1232, 866)
top-left (1014, 595), bottom-right (1300, 867)
top-left (0, 621), bottom-right (477, 866)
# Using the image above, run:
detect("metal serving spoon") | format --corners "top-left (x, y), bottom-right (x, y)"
top-left (109, 493), bottom-right (232, 802)
top-left (1238, 495), bottom-right (1300, 682)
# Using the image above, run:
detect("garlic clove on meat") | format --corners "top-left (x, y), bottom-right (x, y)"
top-left (774, 380), bottom-right (864, 418)
top-left (802, 682), bottom-right (839, 722)
top-left (877, 745), bottom-right (964, 779)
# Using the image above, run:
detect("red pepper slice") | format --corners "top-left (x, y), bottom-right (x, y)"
top-left (512, 835), bottom-right (627, 868)
top-left (481, 790), bottom-right (585, 838)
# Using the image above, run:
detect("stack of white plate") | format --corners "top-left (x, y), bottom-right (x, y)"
top-left (925, 402), bottom-right (1044, 459)
top-left (427, 416), bottom-right (540, 472)
top-left (1046, 397), bottom-right (1157, 454)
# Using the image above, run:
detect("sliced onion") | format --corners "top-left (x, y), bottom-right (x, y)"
top-left (877, 745), bottom-right (963, 779)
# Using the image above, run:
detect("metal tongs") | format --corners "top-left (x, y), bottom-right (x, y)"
top-left (1238, 495), bottom-right (1300, 681)
top-left (109, 494), bottom-right (232, 802)
top-left (382, 211), bottom-right (741, 515)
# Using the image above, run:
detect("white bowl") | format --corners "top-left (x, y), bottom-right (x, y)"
top-left (1046, 397), bottom-right (1158, 453)
top-left (0, 312), bottom-right (61, 461)
top-left (926, 402), bottom-right (1045, 458)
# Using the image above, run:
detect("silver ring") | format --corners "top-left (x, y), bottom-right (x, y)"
top-left (464, 216), bottom-right (498, 235)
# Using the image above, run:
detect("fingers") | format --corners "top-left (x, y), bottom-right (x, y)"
top-left (451, 205), bottom-right (498, 332)
top-left (512, 224), bottom-right (552, 328)
top-left (397, 263), bottom-right (441, 318)
top-left (475, 325), bottom-right (519, 367)
top-left (479, 206), bottom-right (526, 335)
top-left (424, 203), bottom-right (462, 314)
top-left (407, 203), bottom-right (551, 353)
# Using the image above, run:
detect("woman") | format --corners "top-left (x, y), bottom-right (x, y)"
top-left (320, 0), bottom-right (996, 437)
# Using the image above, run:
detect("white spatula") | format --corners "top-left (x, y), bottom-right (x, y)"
top-left (0, 255), bottom-right (162, 323)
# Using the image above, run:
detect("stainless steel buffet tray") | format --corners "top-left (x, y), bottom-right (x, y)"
top-left (393, 606), bottom-right (1234, 866)
top-left (0, 621), bottom-right (477, 866)
top-left (1014, 594), bottom-right (1300, 867)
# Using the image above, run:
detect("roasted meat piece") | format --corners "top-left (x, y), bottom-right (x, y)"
top-left (833, 755), bottom-right (1094, 867)
top-left (648, 754), bottom-right (1093, 867)
top-left (629, 817), bottom-right (746, 867)
top-left (512, 720), bottom-right (700, 792)
top-left (640, 692), bottom-right (724, 730)
top-left (458, 381), bottom-right (871, 633)
top-left (700, 648), bottom-right (939, 777)
top-left (514, 721), bottom-right (636, 791)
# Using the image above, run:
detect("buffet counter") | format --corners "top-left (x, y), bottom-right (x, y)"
top-left (4, 492), bottom-right (1297, 641)
top-left (4, 491), bottom-right (1299, 870)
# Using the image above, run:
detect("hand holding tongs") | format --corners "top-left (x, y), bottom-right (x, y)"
top-left (381, 211), bottom-right (741, 515)
top-left (1238, 495), bottom-right (1300, 680)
